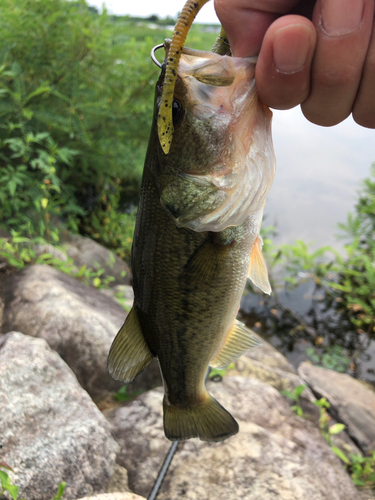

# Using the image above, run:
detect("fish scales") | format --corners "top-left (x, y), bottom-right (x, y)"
top-left (108, 45), bottom-right (275, 442)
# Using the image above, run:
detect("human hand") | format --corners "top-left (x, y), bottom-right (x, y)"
top-left (214, 0), bottom-right (375, 128)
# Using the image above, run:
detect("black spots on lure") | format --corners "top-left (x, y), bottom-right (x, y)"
top-left (157, 0), bottom-right (210, 154)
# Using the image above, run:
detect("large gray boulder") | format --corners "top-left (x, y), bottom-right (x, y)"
top-left (72, 494), bottom-right (145, 500)
top-left (105, 377), bottom-right (360, 500)
top-left (299, 362), bottom-right (375, 454)
top-left (61, 234), bottom-right (131, 286)
top-left (0, 332), bottom-right (118, 500)
top-left (0, 264), bottom-right (127, 399)
top-left (225, 333), bottom-right (315, 398)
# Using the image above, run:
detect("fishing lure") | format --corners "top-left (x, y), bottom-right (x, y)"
top-left (157, 0), bottom-right (210, 154)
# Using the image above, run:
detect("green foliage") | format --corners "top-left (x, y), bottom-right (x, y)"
top-left (273, 165), bottom-right (375, 336)
top-left (113, 385), bottom-right (146, 402)
top-left (0, 463), bottom-right (65, 500)
top-left (208, 363), bottom-right (235, 382)
top-left (253, 163), bottom-right (375, 381)
top-left (306, 346), bottom-right (351, 373)
top-left (81, 187), bottom-right (136, 261)
top-left (0, 232), bottom-right (118, 292)
top-left (0, 1), bottom-right (219, 258)
top-left (347, 451), bottom-right (375, 488)
top-left (280, 384), bottom-right (306, 417)
top-left (281, 381), bottom-right (375, 488)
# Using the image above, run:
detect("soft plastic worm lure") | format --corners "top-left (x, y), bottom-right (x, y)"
top-left (157, 0), bottom-right (210, 154)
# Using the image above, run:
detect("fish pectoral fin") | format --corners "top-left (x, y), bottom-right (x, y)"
top-left (107, 306), bottom-right (154, 384)
top-left (248, 235), bottom-right (272, 295)
top-left (181, 236), bottom-right (230, 283)
top-left (210, 320), bottom-right (262, 369)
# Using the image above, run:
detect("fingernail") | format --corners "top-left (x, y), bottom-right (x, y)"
top-left (273, 25), bottom-right (312, 75)
top-left (321, 0), bottom-right (364, 36)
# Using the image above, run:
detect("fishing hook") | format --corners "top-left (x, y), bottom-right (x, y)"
top-left (151, 43), bottom-right (165, 68)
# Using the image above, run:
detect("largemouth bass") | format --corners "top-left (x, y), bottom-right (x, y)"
top-left (108, 44), bottom-right (275, 442)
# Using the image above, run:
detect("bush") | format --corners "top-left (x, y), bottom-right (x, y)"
top-left (0, 0), bottom-right (172, 255)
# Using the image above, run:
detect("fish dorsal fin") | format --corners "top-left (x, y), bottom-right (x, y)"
top-left (107, 306), bottom-right (154, 384)
top-left (181, 236), bottom-right (230, 283)
top-left (210, 320), bottom-right (262, 369)
top-left (248, 236), bottom-right (272, 295)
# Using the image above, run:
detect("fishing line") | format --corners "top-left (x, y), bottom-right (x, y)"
top-left (147, 440), bottom-right (180, 500)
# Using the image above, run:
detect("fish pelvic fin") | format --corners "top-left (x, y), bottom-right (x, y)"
top-left (107, 306), bottom-right (154, 383)
top-left (163, 393), bottom-right (239, 442)
top-left (248, 235), bottom-right (272, 295)
top-left (210, 320), bottom-right (262, 369)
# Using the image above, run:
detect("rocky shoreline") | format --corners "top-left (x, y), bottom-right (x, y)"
top-left (0, 236), bottom-right (374, 500)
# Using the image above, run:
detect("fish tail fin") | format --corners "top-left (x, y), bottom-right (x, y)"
top-left (163, 393), bottom-right (239, 442)
top-left (107, 306), bottom-right (154, 383)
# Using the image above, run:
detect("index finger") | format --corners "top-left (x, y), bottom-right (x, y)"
top-left (214, 0), bottom-right (301, 56)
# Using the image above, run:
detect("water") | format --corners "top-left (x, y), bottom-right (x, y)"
top-left (265, 108), bottom-right (375, 250)
top-left (240, 277), bottom-right (375, 385)
top-left (239, 109), bottom-right (375, 384)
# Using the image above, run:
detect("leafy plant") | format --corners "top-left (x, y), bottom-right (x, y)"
top-left (113, 385), bottom-right (146, 402)
top-left (245, 163), bottom-right (375, 381)
top-left (306, 345), bottom-right (351, 373)
top-left (347, 451), bottom-right (375, 488)
top-left (280, 384), bottom-right (307, 417)
top-left (0, 2), bottom-right (221, 258)
top-left (0, 232), bottom-right (116, 290)
top-left (281, 385), bottom-right (375, 488)
top-left (208, 363), bottom-right (235, 382)
top-left (0, 463), bottom-right (66, 500)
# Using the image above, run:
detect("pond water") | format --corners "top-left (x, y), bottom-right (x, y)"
top-left (240, 108), bottom-right (375, 385)
top-left (265, 107), bottom-right (375, 250)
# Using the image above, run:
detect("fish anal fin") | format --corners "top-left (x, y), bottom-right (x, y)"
top-left (163, 393), bottom-right (238, 442)
top-left (107, 307), bottom-right (154, 383)
top-left (181, 236), bottom-right (230, 283)
top-left (210, 320), bottom-right (262, 369)
top-left (248, 236), bottom-right (271, 295)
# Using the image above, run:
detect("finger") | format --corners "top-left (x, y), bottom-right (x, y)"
top-left (353, 22), bottom-right (375, 128)
top-left (214, 0), bottom-right (300, 56)
top-left (255, 16), bottom-right (316, 109)
top-left (301, 0), bottom-right (375, 126)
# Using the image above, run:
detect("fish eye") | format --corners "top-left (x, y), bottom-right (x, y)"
top-left (172, 98), bottom-right (184, 127)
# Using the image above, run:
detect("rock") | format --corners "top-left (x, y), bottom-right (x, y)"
top-left (225, 333), bottom-right (316, 398)
top-left (0, 264), bottom-right (162, 399)
top-left (72, 494), bottom-right (145, 500)
top-left (105, 377), bottom-right (360, 500)
top-left (34, 242), bottom-right (69, 262)
top-left (106, 464), bottom-right (130, 493)
top-left (0, 264), bottom-right (126, 399)
top-left (0, 332), bottom-right (118, 500)
top-left (359, 491), bottom-right (375, 500)
top-left (298, 362), bottom-right (375, 454)
top-left (100, 285), bottom-right (134, 311)
top-left (61, 234), bottom-right (131, 286)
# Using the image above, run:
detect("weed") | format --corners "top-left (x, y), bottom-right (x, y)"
top-left (0, 463), bottom-right (65, 500)
top-left (306, 345), bottom-right (351, 373)
top-left (280, 384), bottom-right (307, 417)
top-left (208, 363), bottom-right (236, 382)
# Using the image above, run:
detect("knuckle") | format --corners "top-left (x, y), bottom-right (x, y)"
top-left (313, 65), bottom-right (359, 90)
